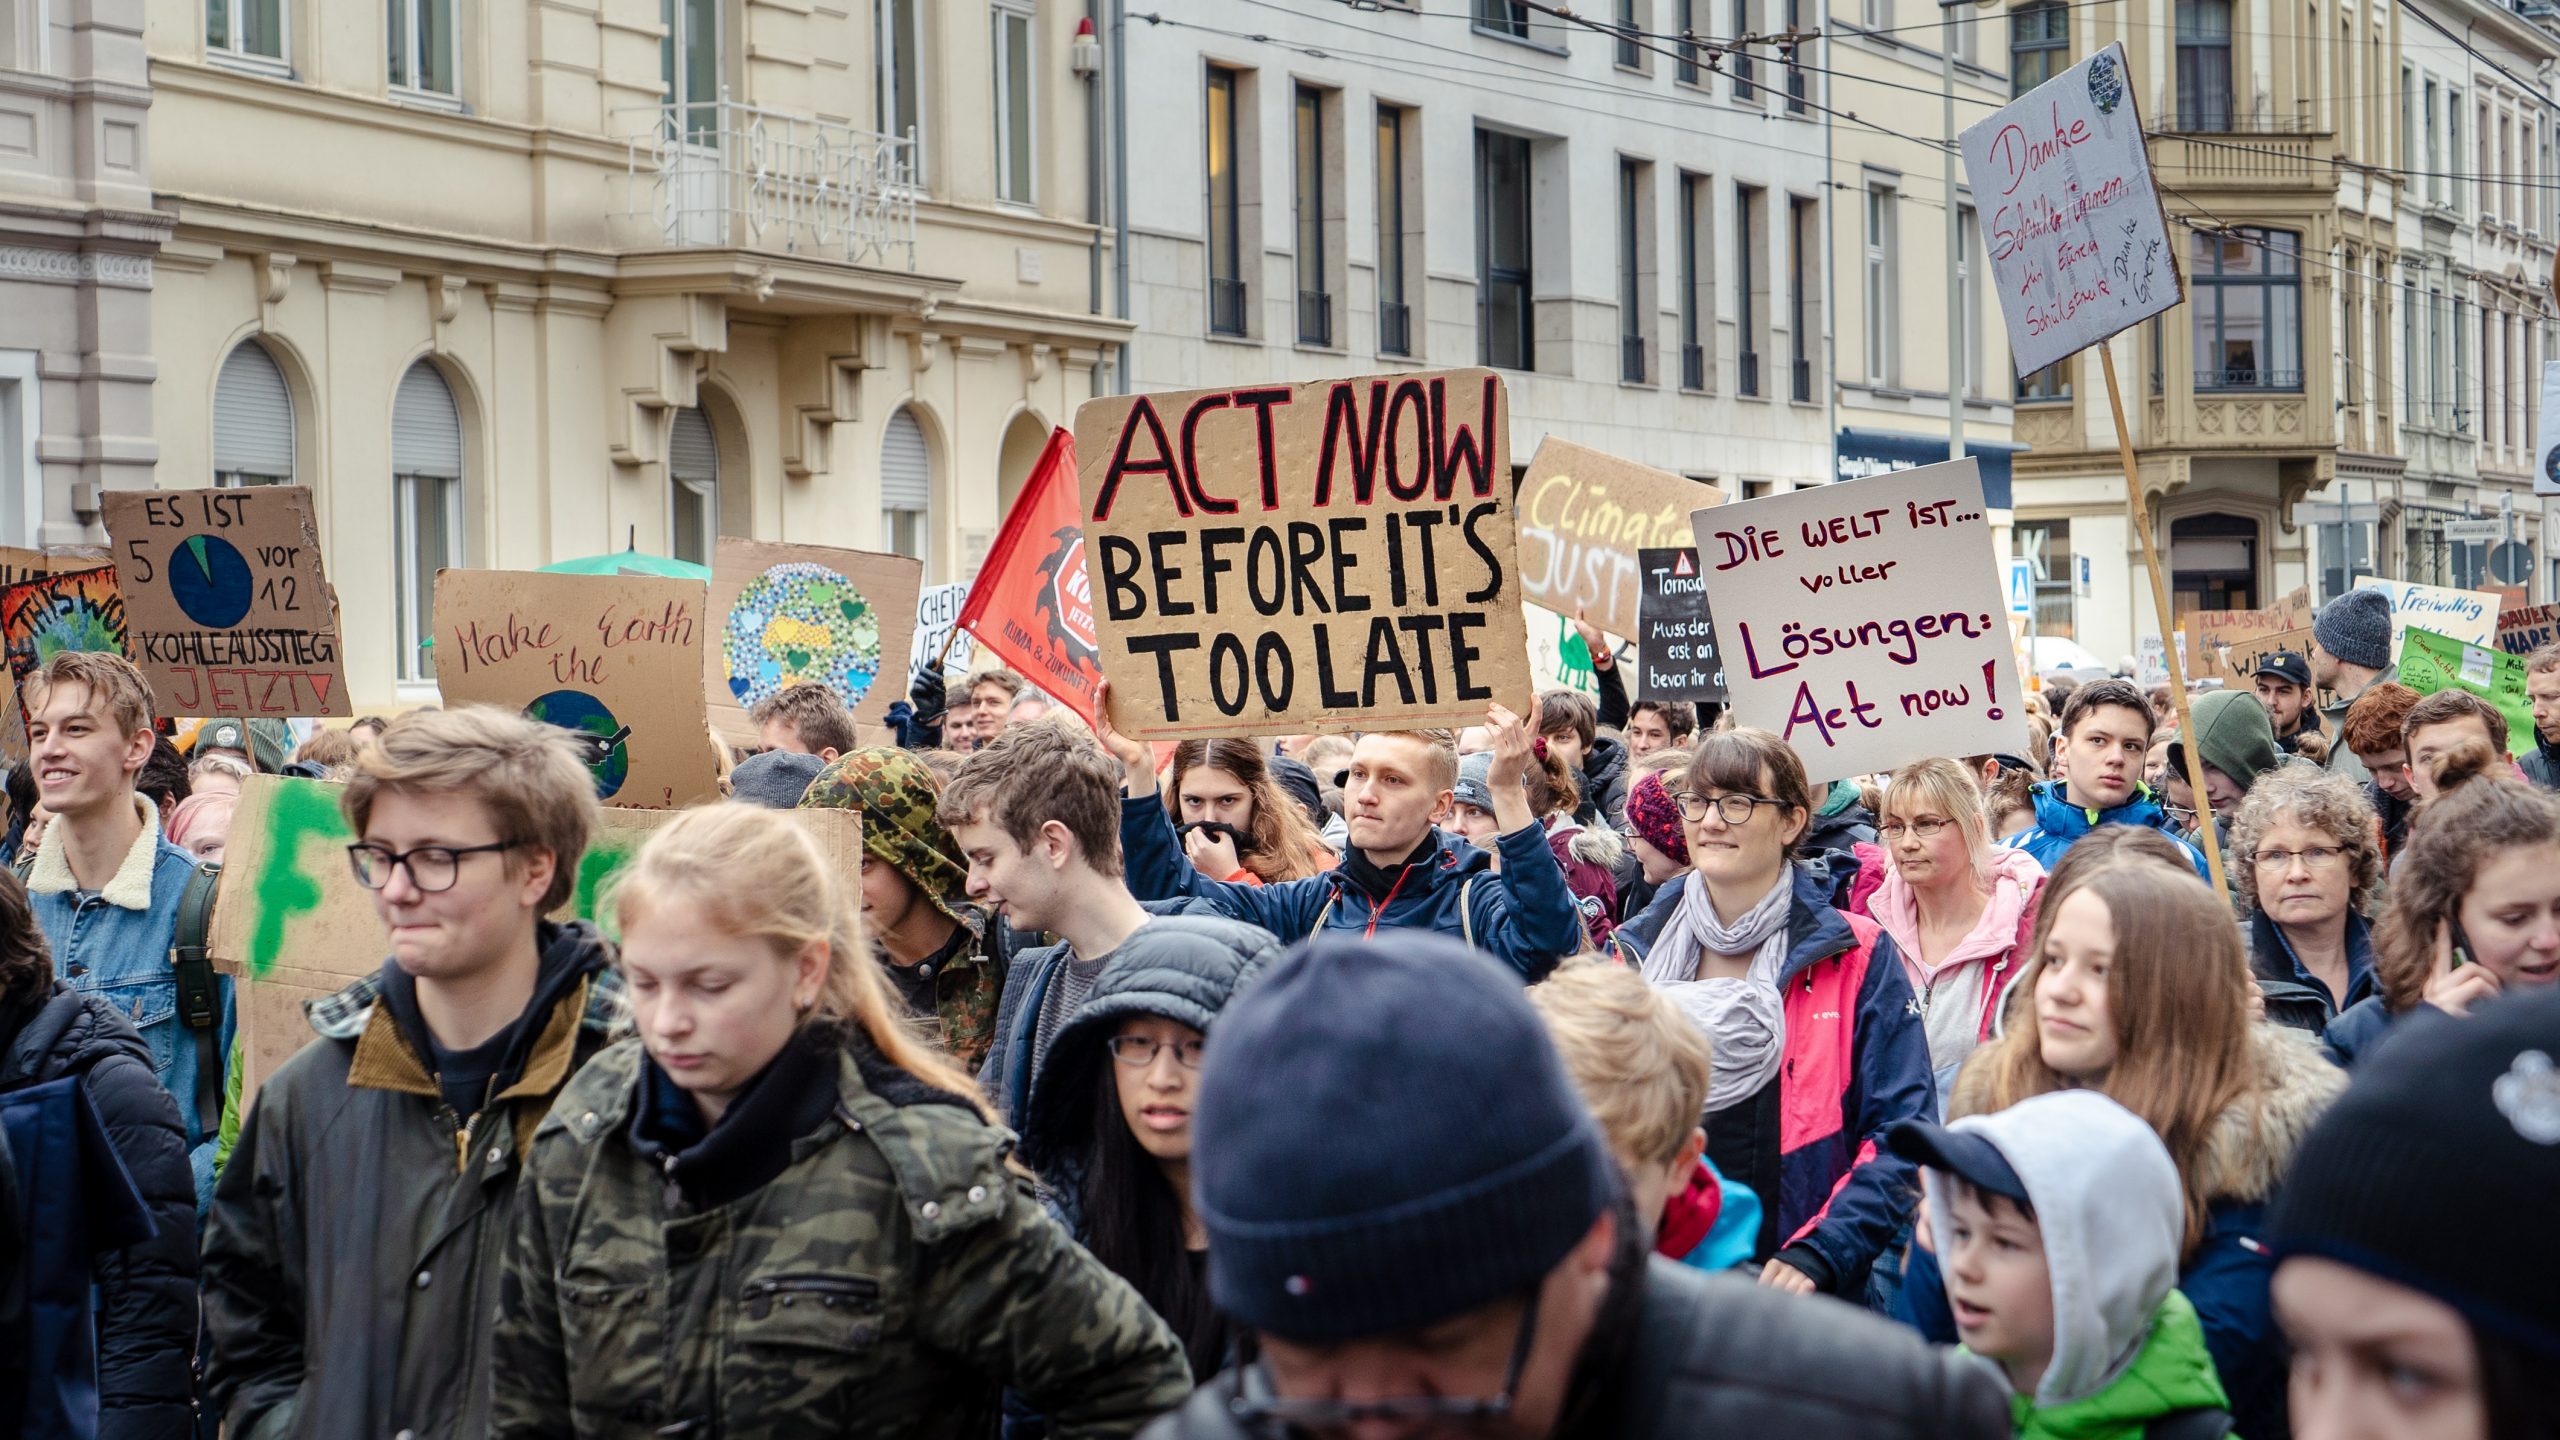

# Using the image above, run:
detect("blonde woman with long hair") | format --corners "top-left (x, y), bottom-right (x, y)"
top-left (491, 804), bottom-right (1191, 1439)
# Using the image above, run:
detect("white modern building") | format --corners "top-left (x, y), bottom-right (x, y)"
top-left (1116, 0), bottom-right (1836, 499)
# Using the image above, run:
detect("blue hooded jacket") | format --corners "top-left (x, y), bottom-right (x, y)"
top-left (1999, 780), bottom-right (2210, 881)
top-left (1115, 793), bottom-right (1582, 984)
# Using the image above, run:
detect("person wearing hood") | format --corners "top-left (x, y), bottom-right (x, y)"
top-left (1097, 684), bottom-right (1581, 983)
top-left (204, 708), bottom-right (624, 1440)
top-left (1014, 915), bottom-right (1281, 1411)
top-left (1863, 759), bottom-right (2047, 1093)
top-left (1536, 688), bottom-right (1630, 830)
top-left (800, 748), bottom-right (1011, 1072)
top-left (2228, 767), bottom-right (2383, 1036)
top-left (2000, 680), bottom-right (2210, 882)
top-left (2307, 587), bottom-right (2399, 785)
top-left (2162, 688), bottom-right (2290, 854)
top-left (1904, 854), bottom-right (2347, 1440)
top-left (1612, 729), bottom-right (1935, 1302)
top-left (1140, 930), bottom-right (2010, 1440)
top-left (0, 868), bottom-right (197, 1440)
top-left (2270, 987), bottom-right (2560, 1440)
top-left (1888, 1092), bottom-right (2232, 1440)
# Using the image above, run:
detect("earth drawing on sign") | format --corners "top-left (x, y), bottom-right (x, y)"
top-left (720, 562), bottom-right (885, 711)
top-left (169, 534), bottom-right (256, 629)
top-left (525, 688), bottom-right (632, 800)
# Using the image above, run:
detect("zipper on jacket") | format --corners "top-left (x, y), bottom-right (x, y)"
top-left (743, 1274), bottom-right (881, 1319)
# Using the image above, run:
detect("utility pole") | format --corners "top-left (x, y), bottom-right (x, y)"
top-left (1942, 0), bottom-right (1964, 463)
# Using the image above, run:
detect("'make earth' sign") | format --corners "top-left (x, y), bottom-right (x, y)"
top-left (1075, 369), bottom-right (1532, 738)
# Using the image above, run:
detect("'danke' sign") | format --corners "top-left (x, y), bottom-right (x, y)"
top-left (1075, 369), bottom-right (1531, 739)
top-left (1962, 42), bottom-right (2184, 377)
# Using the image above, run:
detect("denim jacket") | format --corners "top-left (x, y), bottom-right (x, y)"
top-left (29, 793), bottom-right (235, 1211)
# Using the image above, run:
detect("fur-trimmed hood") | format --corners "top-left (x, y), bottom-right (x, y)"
top-left (1950, 1024), bottom-right (2345, 1207)
top-left (28, 792), bottom-right (165, 910)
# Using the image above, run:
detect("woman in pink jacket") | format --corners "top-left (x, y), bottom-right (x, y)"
top-left (1861, 757), bottom-right (2045, 1100)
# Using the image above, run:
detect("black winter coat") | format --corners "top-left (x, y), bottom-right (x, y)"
top-left (1, 980), bottom-right (200, 1440)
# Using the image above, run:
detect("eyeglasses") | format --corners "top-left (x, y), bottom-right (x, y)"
top-left (2251, 845), bottom-right (2345, 872)
top-left (1672, 791), bottom-right (1786, 826)
top-left (347, 840), bottom-right (521, 893)
top-left (1228, 1290), bottom-right (1541, 1436)
top-left (1880, 817), bottom-right (1955, 840)
top-left (1106, 1034), bottom-right (1207, 1070)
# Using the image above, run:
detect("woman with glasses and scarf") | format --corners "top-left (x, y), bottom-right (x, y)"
top-left (2228, 767), bottom-right (2383, 1040)
top-left (1612, 729), bottom-right (1935, 1308)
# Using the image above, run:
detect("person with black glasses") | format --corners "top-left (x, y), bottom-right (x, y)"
top-left (1141, 928), bottom-right (2008, 1440)
top-left (204, 706), bottom-right (620, 1440)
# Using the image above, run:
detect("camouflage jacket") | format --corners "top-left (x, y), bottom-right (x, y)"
top-left (912, 907), bottom-right (1008, 1076)
top-left (492, 1033), bottom-right (1192, 1440)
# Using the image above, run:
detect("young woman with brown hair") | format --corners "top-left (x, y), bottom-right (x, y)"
top-left (1159, 739), bottom-right (1335, 886)
top-left (1898, 849), bottom-right (2345, 1440)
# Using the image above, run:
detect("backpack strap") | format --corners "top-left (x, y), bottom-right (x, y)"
top-left (171, 861), bottom-right (224, 1137)
top-left (2144, 1407), bottom-right (2234, 1440)
top-left (1459, 876), bottom-right (1478, 950)
top-left (1308, 889), bottom-right (1339, 941)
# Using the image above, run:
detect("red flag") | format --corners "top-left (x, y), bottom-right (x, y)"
top-left (956, 427), bottom-right (1105, 724)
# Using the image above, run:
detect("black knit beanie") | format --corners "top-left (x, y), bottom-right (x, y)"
top-left (2270, 987), bottom-right (2560, 1358)
top-left (1193, 932), bottom-right (1622, 1342)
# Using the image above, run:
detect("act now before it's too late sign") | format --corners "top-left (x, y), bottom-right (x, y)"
top-left (1963, 42), bottom-right (2184, 377)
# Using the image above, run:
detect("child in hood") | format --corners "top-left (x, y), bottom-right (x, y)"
top-left (1888, 1091), bottom-right (2236, 1440)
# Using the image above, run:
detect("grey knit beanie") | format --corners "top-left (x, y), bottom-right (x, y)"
top-left (1194, 932), bottom-right (1621, 1341)
top-left (2312, 587), bottom-right (2394, 671)
top-left (727, 749), bottom-right (824, 808)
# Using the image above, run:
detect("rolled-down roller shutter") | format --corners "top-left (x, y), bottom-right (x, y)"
top-left (881, 407), bottom-right (930, 510)
top-left (213, 340), bottom-right (294, 482)
top-left (392, 361), bottom-right (462, 478)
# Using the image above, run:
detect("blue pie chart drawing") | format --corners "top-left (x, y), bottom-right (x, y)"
top-left (169, 534), bottom-right (255, 628)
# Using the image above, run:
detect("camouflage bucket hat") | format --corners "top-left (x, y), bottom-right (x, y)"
top-left (800, 748), bottom-right (974, 930)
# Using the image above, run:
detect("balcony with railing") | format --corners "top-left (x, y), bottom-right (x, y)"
top-left (1379, 300), bottom-right (1412, 356)
top-left (614, 96), bottom-right (918, 269)
top-left (1211, 278), bottom-right (1250, 336)
top-left (1622, 334), bottom-right (1648, 383)
top-left (1738, 349), bottom-right (1761, 396)
top-left (1298, 290), bottom-right (1333, 347)
top-left (2146, 126), bottom-right (2336, 194)
top-left (1681, 343), bottom-right (1706, 391)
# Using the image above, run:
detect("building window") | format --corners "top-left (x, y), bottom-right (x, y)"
top-left (879, 0), bottom-right (924, 164)
top-left (1674, 0), bottom-right (1700, 83)
top-left (2400, 65), bottom-right (2415, 174)
top-left (2019, 361), bottom-right (2069, 400)
top-left (663, 0), bottom-right (720, 139)
top-left (1474, 0), bottom-right (1534, 40)
top-left (1294, 85), bottom-right (1332, 347)
top-left (1206, 67), bottom-right (1245, 336)
top-left (388, 0), bottom-right (455, 94)
top-left (668, 406), bottom-right (719, 567)
top-left (2424, 80), bottom-right (2442, 204)
top-left (992, 3), bottom-right (1035, 204)
top-left (2174, 0), bottom-right (2231, 131)
top-left (1477, 128), bottom-right (1534, 371)
top-left (214, 340), bottom-right (295, 487)
top-left (882, 407), bottom-right (933, 580)
top-left (1731, 0), bottom-right (1756, 99)
top-left (1376, 105), bottom-right (1414, 356)
top-left (1679, 172), bottom-right (1712, 391)
top-left (2170, 512), bottom-right (2258, 611)
top-left (1957, 203), bottom-right (1982, 397)
top-left (2190, 227), bottom-right (2301, 391)
top-left (1737, 184), bottom-right (1763, 396)
top-left (2453, 297), bottom-right (2470, 433)
top-left (1620, 158), bottom-right (1647, 383)
top-left (2009, 0), bottom-right (2067, 97)
top-left (207, 0), bottom-right (285, 61)
top-left (2014, 520), bottom-right (2075, 640)
top-left (1615, 0), bottom-right (1642, 68)
top-left (1789, 195), bottom-right (1815, 402)
top-left (2448, 89), bottom-right (2464, 212)
top-left (2427, 285), bottom-right (2445, 424)
top-left (393, 361), bottom-right (463, 681)
top-left (1784, 0), bottom-right (1807, 111)
top-left (1863, 185), bottom-right (1896, 386)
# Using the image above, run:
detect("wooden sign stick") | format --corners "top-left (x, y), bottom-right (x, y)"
top-left (2099, 344), bottom-right (2230, 899)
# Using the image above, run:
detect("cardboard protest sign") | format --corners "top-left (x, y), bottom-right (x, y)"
top-left (956, 426), bottom-right (1106, 723)
top-left (0, 548), bottom-right (72, 763)
top-left (209, 775), bottom-right (861, 1098)
top-left (1962, 42), bottom-right (2183, 377)
top-left (2222, 626), bottom-right (2313, 683)
top-left (912, 582), bottom-right (977, 681)
top-left (434, 569), bottom-right (717, 809)
top-left (2497, 604), bottom-right (2560, 657)
top-left (1691, 458), bottom-right (2022, 782)
top-left (2188, 608), bottom-right (2287, 679)
top-left (2356, 578), bottom-right (2501, 649)
top-left (2134, 633), bottom-right (2194, 688)
top-left (1524, 603), bottom-right (1598, 697)
top-left (2398, 627), bottom-right (2534, 758)
top-left (705, 538), bottom-right (921, 745)
top-left (2, 565), bottom-right (126, 708)
top-left (1636, 547), bottom-right (1726, 702)
top-left (102, 486), bottom-right (349, 719)
top-left (1517, 438), bottom-right (1722, 641)
top-left (1077, 369), bottom-right (1530, 738)
top-left (2273, 585), bottom-right (2315, 633)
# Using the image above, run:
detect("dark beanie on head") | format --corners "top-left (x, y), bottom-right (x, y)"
top-left (1194, 932), bottom-right (1621, 1342)
top-left (2271, 987), bottom-right (2560, 1358)
top-left (2311, 586), bottom-right (2394, 672)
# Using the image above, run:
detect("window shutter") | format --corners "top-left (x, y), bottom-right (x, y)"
top-left (669, 406), bottom-right (719, 484)
top-left (391, 362), bottom-right (463, 478)
top-left (213, 341), bottom-right (295, 479)
top-left (881, 408), bottom-right (930, 509)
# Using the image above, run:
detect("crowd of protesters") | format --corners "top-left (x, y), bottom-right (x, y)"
top-left (4, 575), bottom-right (2557, 1440)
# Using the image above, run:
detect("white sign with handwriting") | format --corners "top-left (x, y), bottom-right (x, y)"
top-left (1962, 41), bottom-right (2184, 377)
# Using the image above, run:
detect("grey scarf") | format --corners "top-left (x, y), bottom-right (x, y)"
top-left (1640, 870), bottom-right (1793, 1102)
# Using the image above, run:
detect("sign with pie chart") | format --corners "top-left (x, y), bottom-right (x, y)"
top-left (168, 534), bottom-right (256, 628)
top-left (102, 485), bottom-right (350, 717)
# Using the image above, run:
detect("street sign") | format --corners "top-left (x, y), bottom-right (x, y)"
top-left (2443, 518), bottom-right (2505, 543)
top-left (2077, 554), bottom-right (2093, 598)
top-left (2008, 558), bottom-right (2037, 617)
top-left (2490, 541), bottom-right (2534, 586)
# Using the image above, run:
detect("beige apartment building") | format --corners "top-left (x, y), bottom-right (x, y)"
top-left (130, 0), bottom-right (1120, 705)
